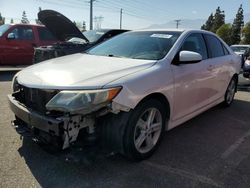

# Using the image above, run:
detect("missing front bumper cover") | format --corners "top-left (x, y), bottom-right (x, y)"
top-left (8, 94), bottom-right (95, 150)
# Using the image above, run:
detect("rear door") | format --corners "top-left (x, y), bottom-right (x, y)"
top-left (36, 26), bottom-right (58, 46)
top-left (203, 34), bottom-right (231, 102)
top-left (2, 25), bottom-right (35, 65)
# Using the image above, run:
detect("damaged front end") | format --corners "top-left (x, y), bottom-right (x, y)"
top-left (8, 82), bottom-right (121, 150)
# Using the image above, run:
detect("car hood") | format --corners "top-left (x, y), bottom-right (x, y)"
top-left (38, 10), bottom-right (89, 42)
top-left (234, 51), bottom-right (244, 55)
top-left (16, 54), bottom-right (156, 89)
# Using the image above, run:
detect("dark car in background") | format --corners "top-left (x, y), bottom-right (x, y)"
top-left (34, 10), bottom-right (129, 63)
top-left (0, 24), bottom-right (59, 65)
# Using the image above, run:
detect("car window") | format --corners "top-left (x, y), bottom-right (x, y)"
top-left (0, 24), bottom-right (11, 37)
top-left (11, 26), bottom-right (34, 40)
top-left (222, 44), bottom-right (230, 55)
top-left (83, 30), bottom-right (106, 43)
top-left (181, 33), bottom-right (208, 60)
top-left (101, 31), bottom-right (115, 42)
top-left (101, 31), bottom-right (125, 42)
top-left (38, 27), bottom-right (57, 41)
top-left (88, 31), bottom-right (181, 60)
top-left (204, 34), bottom-right (224, 58)
top-left (231, 46), bottom-right (249, 53)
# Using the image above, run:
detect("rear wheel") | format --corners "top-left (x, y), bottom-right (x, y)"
top-left (223, 77), bottom-right (237, 106)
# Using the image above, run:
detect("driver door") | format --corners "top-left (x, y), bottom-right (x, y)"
top-left (171, 33), bottom-right (211, 121)
top-left (3, 25), bottom-right (35, 65)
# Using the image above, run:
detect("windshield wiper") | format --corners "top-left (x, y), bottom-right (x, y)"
top-left (107, 54), bottom-right (125, 58)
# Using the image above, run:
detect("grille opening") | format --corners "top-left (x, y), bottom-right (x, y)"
top-left (15, 84), bottom-right (61, 116)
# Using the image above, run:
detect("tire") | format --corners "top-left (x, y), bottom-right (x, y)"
top-left (122, 99), bottom-right (167, 161)
top-left (223, 77), bottom-right (237, 107)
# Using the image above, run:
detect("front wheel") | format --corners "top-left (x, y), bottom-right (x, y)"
top-left (223, 77), bottom-right (237, 107)
top-left (123, 99), bottom-right (167, 161)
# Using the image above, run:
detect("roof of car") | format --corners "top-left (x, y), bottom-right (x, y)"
top-left (131, 29), bottom-right (216, 34)
top-left (135, 28), bottom-right (185, 32)
top-left (8, 23), bottom-right (45, 27)
top-left (85, 29), bottom-right (129, 32)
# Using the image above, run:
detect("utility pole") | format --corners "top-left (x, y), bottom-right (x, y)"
top-left (94, 16), bottom-right (104, 29)
top-left (120, 8), bottom-right (123, 29)
top-left (174, 19), bottom-right (181, 29)
top-left (89, 0), bottom-right (96, 30)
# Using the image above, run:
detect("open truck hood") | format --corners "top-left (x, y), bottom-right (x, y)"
top-left (38, 10), bottom-right (89, 42)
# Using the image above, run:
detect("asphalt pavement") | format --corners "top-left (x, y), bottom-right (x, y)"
top-left (0, 71), bottom-right (250, 188)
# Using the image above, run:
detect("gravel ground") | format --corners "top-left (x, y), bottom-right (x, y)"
top-left (1, 71), bottom-right (250, 188)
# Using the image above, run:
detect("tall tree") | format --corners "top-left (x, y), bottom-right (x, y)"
top-left (231, 4), bottom-right (244, 44)
top-left (21, 11), bottom-right (29, 24)
top-left (0, 13), bottom-right (5, 25)
top-left (201, 13), bottom-right (214, 31)
top-left (241, 21), bottom-right (250, 44)
top-left (212, 7), bottom-right (225, 33)
top-left (216, 24), bottom-right (232, 45)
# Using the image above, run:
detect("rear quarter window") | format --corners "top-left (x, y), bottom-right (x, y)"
top-left (38, 27), bottom-right (56, 41)
top-left (204, 34), bottom-right (225, 58)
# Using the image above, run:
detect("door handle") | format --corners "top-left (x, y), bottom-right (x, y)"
top-left (207, 65), bottom-right (214, 71)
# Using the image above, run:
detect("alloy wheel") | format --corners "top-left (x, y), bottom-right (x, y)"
top-left (226, 79), bottom-right (236, 104)
top-left (133, 108), bottom-right (162, 154)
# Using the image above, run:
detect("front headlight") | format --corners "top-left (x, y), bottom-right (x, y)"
top-left (46, 87), bottom-right (121, 113)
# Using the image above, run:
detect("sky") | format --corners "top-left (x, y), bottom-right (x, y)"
top-left (0, 0), bottom-right (250, 30)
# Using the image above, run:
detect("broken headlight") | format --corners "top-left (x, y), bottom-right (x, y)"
top-left (46, 87), bottom-right (121, 113)
top-left (12, 76), bottom-right (20, 92)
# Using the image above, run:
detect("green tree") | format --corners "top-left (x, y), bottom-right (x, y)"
top-left (0, 13), bottom-right (5, 25)
top-left (231, 4), bottom-right (244, 44)
top-left (10, 18), bottom-right (14, 24)
top-left (212, 7), bottom-right (225, 33)
top-left (201, 13), bottom-right (214, 31)
top-left (21, 11), bottom-right (29, 24)
top-left (216, 24), bottom-right (232, 45)
top-left (241, 22), bottom-right (250, 44)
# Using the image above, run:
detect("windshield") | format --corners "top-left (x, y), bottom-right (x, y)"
top-left (231, 46), bottom-right (249, 53)
top-left (82, 30), bottom-right (106, 43)
top-left (88, 31), bottom-right (181, 60)
top-left (0, 24), bottom-right (10, 37)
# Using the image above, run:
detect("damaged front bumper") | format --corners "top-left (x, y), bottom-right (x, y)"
top-left (8, 94), bottom-right (95, 149)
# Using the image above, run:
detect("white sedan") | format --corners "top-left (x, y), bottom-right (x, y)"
top-left (8, 29), bottom-right (241, 161)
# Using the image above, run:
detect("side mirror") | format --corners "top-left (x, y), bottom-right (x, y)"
top-left (179, 50), bottom-right (202, 64)
top-left (7, 33), bottom-right (15, 39)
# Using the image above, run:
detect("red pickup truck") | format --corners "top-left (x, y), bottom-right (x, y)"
top-left (0, 24), bottom-right (59, 65)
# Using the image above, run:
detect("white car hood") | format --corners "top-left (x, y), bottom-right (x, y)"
top-left (17, 53), bottom-right (156, 89)
top-left (234, 51), bottom-right (244, 56)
